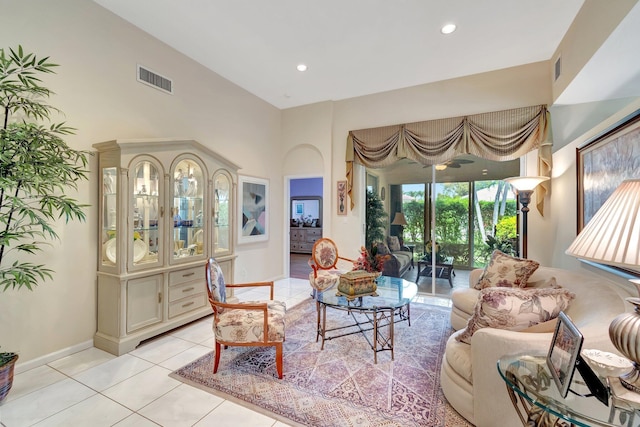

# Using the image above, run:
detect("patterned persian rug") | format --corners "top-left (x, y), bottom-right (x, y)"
top-left (171, 298), bottom-right (472, 427)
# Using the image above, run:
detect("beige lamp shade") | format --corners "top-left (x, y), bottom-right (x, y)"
top-left (565, 179), bottom-right (640, 268)
top-left (391, 212), bottom-right (407, 226)
top-left (503, 176), bottom-right (550, 192)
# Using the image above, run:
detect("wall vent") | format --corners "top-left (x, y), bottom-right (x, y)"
top-left (554, 55), bottom-right (562, 81)
top-left (137, 64), bottom-right (173, 94)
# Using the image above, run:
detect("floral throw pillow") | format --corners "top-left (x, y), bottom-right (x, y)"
top-left (387, 236), bottom-right (401, 252)
top-left (474, 250), bottom-right (540, 290)
top-left (455, 287), bottom-right (575, 344)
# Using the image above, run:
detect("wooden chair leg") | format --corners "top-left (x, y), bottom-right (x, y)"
top-left (275, 342), bottom-right (283, 379)
top-left (213, 341), bottom-right (222, 374)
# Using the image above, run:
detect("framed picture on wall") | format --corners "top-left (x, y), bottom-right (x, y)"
top-left (337, 180), bottom-right (347, 216)
top-left (238, 175), bottom-right (269, 244)
top-left (577, 109), bottom-right (640, 232)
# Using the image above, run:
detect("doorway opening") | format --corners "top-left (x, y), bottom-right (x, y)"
top-left (288, 177), bottom-right (323, 279)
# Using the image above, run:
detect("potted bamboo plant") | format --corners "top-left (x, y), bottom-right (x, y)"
top-left (0, 46), bottom-right (89, 401)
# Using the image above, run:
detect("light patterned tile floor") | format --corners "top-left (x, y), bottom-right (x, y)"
top-left (0, 277), bottom-right (454, 426)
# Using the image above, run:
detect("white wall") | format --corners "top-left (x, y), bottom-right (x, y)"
top-left (0, 0), bottom-right (283, 364)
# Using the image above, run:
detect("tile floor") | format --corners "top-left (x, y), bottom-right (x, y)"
top-left (0, 277), bottom-right (451, 427)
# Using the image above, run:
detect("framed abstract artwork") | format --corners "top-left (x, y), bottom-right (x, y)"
top-left (577, 109), bottom-right (640, 232)
top-left (238, 175), bottom-right (269, 244)
top-left (337, 180), bottom-right (347, 216)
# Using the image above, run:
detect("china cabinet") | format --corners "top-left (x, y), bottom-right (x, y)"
top-left (93, 138), bottom-right (239, 355)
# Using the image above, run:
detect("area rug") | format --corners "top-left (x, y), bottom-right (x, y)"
top-left (170, 298), bottom-right (472, 427)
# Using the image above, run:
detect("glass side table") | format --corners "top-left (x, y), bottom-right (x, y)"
top-left (497, 353), bottom-right (640, 427)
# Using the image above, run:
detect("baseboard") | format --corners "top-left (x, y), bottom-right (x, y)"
top-left (14, 340), bottom-right (94, 374)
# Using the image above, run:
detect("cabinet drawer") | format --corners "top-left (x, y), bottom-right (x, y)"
top-left (305, 234), bottom-right (320, 243)
top-left (169, 282), bottom-right (202, 302)
top-left (305, 228), bottom-right (322, 237)
top-left (169, 293), bottom-right (207, 318)
top-left (169, 266), bottom-right (204, 287)
top-left (300, 242), bottom-right (314, 252)
top-left (291, 229), bottom-right (303, 240)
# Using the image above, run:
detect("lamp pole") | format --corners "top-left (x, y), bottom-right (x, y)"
top-left (504, 176), bottom-right (549, 259)
top-left (516, 190), bottom-right (533, 259)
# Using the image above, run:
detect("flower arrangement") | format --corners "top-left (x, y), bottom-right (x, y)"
top-left (352, 246), bottom-right (390, 273)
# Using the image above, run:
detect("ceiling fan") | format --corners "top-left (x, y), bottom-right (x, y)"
top-left (425, 158), bottom-right (475, 170)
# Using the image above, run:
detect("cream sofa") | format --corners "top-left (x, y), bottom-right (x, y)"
top-left (440, 266), bottom-right (633, 427)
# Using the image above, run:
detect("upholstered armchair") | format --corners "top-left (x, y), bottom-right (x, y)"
top-left (308, 237), bottom-right (354, 297)
top-left (205, 257), bottom-right (286, 378)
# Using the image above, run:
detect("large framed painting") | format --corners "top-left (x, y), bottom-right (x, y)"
top-left (577, 110), bottom-right (640, 232)
top-left (238, 175), bottom-right (269, 244)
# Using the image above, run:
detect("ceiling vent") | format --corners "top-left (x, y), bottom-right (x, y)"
top-left (137, 64), bottom-right (173, 94)
top-left (554, 55), bottom-right (562, 81)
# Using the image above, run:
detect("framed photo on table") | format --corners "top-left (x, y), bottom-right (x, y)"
top-left (547, 312), bottom-right (583, 398)
top-left (238, 175), bottom-right (268, 244)
top-left (577, 109), bottom-right (640, 232)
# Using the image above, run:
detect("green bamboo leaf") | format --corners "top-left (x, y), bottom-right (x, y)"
top-left (0, 46), bottom-right (90, 291)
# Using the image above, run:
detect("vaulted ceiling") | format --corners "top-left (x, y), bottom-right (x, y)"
top-left (93, 1), bottom-right (640, 183)
top-left (94, 0), bottom-right (596, 109)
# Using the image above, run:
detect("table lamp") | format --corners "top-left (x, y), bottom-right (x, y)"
top-left (391, 212), bottom-right (407, 244)
top-left (503, 176), bottom-right (550, 258)
top-left (565, 179), bottom-right (640, 392)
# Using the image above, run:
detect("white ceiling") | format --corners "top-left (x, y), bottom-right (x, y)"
top-left (93, 0), bottom-right (594, 109)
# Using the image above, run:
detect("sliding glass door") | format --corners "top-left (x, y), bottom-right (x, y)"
top-left (367, 154), bottom-right (520, 296)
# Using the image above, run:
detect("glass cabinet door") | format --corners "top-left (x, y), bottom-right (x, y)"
top-left (101, 167), bottom-right (118, 266)
top-left (132, 160), bottom-right (161, 267)
top-left (172, 159), bottom-right (205, 261)
top-left (214, 171), bottom-right (232, 255)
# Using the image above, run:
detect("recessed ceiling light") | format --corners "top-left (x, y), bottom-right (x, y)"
top-left (441, 23), bottom-right (457, 35)
top-left (296, 64), bottom-right (308, 72)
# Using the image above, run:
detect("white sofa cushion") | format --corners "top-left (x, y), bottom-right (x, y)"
top-left (445, 330), bottom-right (473, 383)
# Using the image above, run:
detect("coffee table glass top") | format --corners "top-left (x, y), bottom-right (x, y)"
top-left (498, 353), bottom-right (626, 427)
top-left (316, 275), bottom-right (417, 309)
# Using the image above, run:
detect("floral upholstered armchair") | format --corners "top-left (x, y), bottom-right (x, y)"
top-left (205, 257), bottom-right (286, 378)
top-left (308, 237), bottom-right (354, 297)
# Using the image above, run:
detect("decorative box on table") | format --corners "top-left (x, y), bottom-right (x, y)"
top-left (337, 271), bottom-right (380, 300)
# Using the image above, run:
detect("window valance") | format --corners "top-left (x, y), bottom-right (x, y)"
top-left (345, 104), bottom-right (551, 214)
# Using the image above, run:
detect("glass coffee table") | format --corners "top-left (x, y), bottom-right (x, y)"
top-left (315, 275), bottom-right (417, 363)
top-left (498, 353), bottom-right (640, 426)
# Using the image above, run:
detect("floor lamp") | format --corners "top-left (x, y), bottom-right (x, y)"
top-left (566, 179), bottom-right (640, 392)
top-left (503, 176), bottom-right (550, 259)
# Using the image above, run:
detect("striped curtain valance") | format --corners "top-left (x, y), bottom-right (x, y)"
top-left (345, 104), bottom-right (551, 213)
